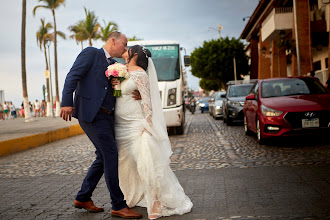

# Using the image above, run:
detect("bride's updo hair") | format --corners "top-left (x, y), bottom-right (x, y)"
top-left (128, 45), bottom-right (152, 71)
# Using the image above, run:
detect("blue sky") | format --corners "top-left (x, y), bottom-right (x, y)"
top-left (0, 0), bottom-right (259, 107)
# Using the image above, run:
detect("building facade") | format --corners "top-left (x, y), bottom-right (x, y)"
top-left (0, 90), bottom-right (4, 105)
top-left (241, 0), bottom-right (330, 85)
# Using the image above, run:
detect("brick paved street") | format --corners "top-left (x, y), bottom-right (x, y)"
top-left (0, 111), bottom-right (329, 220)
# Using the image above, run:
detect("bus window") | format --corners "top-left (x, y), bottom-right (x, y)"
top-left (145, 45), bottom-right (180, 81)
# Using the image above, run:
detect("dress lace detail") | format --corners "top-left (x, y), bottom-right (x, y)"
top-left (130, 70), bottom-right (152, 125)
top-left (114, 69), bottom-right (193, 218)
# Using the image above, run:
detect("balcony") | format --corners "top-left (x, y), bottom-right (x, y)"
top-left (261, 7), bottom-right (293, 42)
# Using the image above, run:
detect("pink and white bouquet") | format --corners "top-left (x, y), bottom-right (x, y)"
top-left (105, 63), bottom-right (129, 96)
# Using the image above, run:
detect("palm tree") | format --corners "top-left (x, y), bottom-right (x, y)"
top-left (98, 20), bottom-right (118, 42)
top-left (69, 20), bottom-right (88, 50)
top-left (36, 19), bottom-right (65, 116)
top-left (81, 7), bottom-right (100, 46)
top-left (33, 0), bottom-right (65, 116)
top-left (128, 36), bottom-right (143, 41)
top-left (21, 0), bottom-right (32, 122)
top-left (36, 19), bottom-right (52, 116)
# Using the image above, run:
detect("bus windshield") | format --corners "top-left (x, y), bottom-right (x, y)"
top-left (145, 45), bottom-right (180, 81)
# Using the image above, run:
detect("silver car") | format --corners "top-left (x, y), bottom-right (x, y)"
top-left (209, 92), bottom-right (226, 119)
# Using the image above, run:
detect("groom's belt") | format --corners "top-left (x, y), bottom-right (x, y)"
top-left (99, 106), bottom-right (113, 116)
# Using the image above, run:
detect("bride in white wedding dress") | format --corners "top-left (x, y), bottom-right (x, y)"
top-left (114, 45), bottom-right (193, 219)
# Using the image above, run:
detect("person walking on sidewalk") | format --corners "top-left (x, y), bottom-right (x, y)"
top-left (41, 100), bottom-right (46, 117)
top-left (0, 103), bottom-right (3, 120)
top-left (3, 101), bottom-right (9, 119)
top-left (60, 31), bottom-right (142, 219)
top-left (34, 99), bottom-right (41, 117)
top-left (9, 102), bottom-right (16, 119)
top-left (20, 102), bottom-right (25, 117)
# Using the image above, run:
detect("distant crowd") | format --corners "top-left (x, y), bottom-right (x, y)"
top-left (0, 100), bottom-right (47, 120)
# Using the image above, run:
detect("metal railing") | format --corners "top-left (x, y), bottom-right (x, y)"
top-left (315, 68), bottom-right (328, 85)
top-left (275, 7), bottom-right (293, 14)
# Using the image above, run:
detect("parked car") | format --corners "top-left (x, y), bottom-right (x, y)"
top-left (243, 77), bottom-right (330, 144)
top-left (209, 91), bottom-right (226, 119)
top-left (198, 97), bottom-right (210, 113)
top-left (222, 83), bottom-right (254, 125)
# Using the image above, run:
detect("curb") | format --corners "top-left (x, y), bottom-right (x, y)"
top-left (0, 124), bottom-right (84, 157)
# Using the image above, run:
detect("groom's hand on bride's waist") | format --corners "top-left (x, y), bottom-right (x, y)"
top-left (60, 106), bottom-right (75, 121)
top-left (132, 90), bottom-right (141, 100)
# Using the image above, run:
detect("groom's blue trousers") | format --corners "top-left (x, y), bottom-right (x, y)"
top-left (76, 111), bottom-right (127, 211)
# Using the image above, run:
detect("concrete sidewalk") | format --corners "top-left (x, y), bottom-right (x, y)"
top-left (0, 117), bottom-right (83, 157)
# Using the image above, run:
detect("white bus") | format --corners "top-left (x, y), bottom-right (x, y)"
top-left (127, 40), bottom-right (186, 134)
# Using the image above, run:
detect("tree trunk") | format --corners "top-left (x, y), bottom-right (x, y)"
top-left (43, 43), bottom-right (50, 102)
top-left (52, 9), bottom-right (60, 116)
top-left (81, 41), bottom-right (83, 51)
top-left (21, 0), bottom-right (32, 122)
top-left (89, 38), bottom-right (92, 46)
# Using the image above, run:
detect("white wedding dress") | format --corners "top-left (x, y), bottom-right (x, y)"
top-left (114, 67), bottom-right (193, 218)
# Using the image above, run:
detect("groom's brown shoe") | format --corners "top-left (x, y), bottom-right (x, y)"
top-left (74, 200), bottom-right (104, 212)
top-left (111, 207), bottom-right (143, 219)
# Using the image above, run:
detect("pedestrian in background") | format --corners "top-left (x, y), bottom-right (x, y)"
top-left (41, 100), bottom-right (46, 117)
top-left (3, 101), bottom-right (9, 119)
top-left (34, 99), bottom-right (41, 117)
top-left (0, 103), bottom-right (3, 120)
top-left (9, 102), bottom-right (16, 119)
top-left (20, 102), bottom-right (25, 117)
top-left (29, 102), bottom-right (33, 116)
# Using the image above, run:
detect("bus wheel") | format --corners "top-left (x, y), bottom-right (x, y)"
top-left (174, 125), bottom-right (184, 135)
top-left (174, 120), bottom-right (184, 135)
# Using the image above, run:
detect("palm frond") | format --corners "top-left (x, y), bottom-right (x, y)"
top-left (99, 20), bottom-right (118, 42)
top-left (56, 31), bottom-right (66, 39)
top-left (33, 5), bottom-right (49, 15)
top-left (128, 36), bottom-right (143, 41)
top-left (33, 0), bottom-right (65, 15)
top-left (36, 18), bottom-right (53, 50)
top-left (68, 20), bottom-right (88, 46)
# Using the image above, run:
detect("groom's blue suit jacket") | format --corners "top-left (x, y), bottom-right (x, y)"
top-left (61, 47), bottom-right (115, 122)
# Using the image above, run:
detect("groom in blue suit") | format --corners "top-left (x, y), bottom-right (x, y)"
top-left (60, 32), bottom-right (142, 219)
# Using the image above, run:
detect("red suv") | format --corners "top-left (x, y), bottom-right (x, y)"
top-left (243, 77), bottom-right (330, 144)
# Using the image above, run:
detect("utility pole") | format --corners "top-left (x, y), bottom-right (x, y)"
top-left (208, 24), bottom-right (223, 39)
top-left (217, 24), bottom-right (223, 39)
top-left (233, 52), bottom-right (237, 84)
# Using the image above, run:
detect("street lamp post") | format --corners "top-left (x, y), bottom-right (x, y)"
top-left (243, 16), bottom-right (251, 21)
top-left (233, 52), bottom-right (237, 84)
top-left (208, 25), bottom-right (222, 39)
top-left (46, 40), bottom-right (55, 118)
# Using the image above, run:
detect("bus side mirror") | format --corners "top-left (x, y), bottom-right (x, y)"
top-left (184, 55), bottom-right (190, 67)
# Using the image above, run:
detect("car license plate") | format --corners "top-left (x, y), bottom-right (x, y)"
top-left (302, 118), bottom-right (319, 128)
